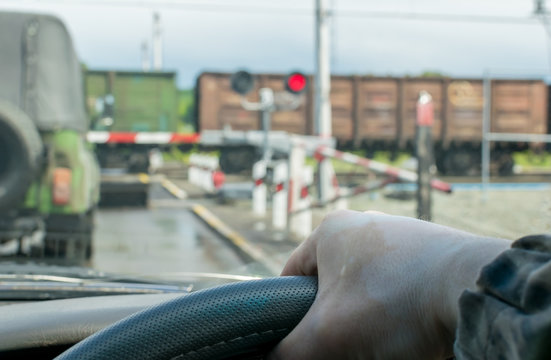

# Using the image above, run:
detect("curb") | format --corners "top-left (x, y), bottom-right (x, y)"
top-left (190, 204), bottom-right (282, 275)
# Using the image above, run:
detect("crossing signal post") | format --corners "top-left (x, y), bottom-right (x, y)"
top-left (230, 70), bottom-right (308, 162)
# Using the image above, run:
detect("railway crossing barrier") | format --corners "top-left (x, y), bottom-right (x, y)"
top-left (262, 133), bottom-right (451, 239)
top-left (188, 154), bottom-right (225, 193)
top-left (272, 161), bottom-right (288, 230)
top-left (313, 146), bottom-right (452, 194)
top-left (252, 160), bottom-right (267, 217)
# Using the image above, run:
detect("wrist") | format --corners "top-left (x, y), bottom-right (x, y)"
top-left (435, 236), bottom-right (510, 336)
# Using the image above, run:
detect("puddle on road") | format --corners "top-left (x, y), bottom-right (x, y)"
top-left (91, 207), bottom-right (254, 277)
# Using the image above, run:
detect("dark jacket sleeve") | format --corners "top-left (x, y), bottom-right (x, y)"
top-left (454, 234), bottom-right (551, 360)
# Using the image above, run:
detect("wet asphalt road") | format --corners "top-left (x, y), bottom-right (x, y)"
top-left (91, 184), bottom-right (249, 277)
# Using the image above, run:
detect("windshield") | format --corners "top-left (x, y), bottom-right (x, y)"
top-left (0, 0), bottom-right (550, 291)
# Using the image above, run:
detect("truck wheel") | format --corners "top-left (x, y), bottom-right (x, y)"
top-left (44, 212), bottom-right (94, 264)
top-left (0, 101), bottom-right (43, 212)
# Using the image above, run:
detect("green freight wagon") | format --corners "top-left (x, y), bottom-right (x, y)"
top-left (85, 70), bottom-right (180, 172)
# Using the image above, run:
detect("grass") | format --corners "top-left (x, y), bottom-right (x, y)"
top-left (162, 146), bottom-right (220, 165)
top-left (512, 150), bottom-right (551, 171)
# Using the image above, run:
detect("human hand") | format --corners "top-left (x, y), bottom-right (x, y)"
top-left (268, 210), bottom-right (510, 360)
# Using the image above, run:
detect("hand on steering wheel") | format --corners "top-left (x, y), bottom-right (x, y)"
top-left (268, 210), bottom-right (509, 360)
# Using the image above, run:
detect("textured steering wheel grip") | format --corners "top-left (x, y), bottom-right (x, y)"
top-left (55, 276), bottom-right (318, 360)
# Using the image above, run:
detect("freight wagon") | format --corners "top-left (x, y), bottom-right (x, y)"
top-left (85, 70), bottom-right (180, 172)
top-left (196, 72), bottom-right (548, 175)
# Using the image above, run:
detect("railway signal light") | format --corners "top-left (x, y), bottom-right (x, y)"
top-left (285, 72), bottom-right (307, 94)
top-left (230, 70), bottom-right (254, 95)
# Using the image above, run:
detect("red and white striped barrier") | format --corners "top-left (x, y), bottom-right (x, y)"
top-left (288, 145), bottom-right (312, 237)
top-left (87, 131), bottom-right (200, 144)
top-left (252, 160), bottom-right (267, 217)
top-left (314, 146), bottom-right (452, 193)
top-left (188, 154), bottom-right (225, 193)
top-left (291, 166), bottom-right (314, 238)
top-left (272, 161), bottom-right (288, 230)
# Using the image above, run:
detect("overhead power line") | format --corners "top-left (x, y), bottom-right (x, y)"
top-left (0, 0), bottom-right (539, 25)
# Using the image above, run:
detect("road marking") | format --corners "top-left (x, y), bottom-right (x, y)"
top-left (161, 178), bottom-right (188, 199)
top-left (138, 173), bottom-right (150, 184)
top-left (191, 204), bottom-right (281, 275)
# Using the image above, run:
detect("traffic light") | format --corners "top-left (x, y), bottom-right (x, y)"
top-left (285, 72), bottom-right (307, 94)
top-left (230, 70), bottom-right (255, 95)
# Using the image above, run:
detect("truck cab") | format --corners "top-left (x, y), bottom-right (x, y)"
top-left (0, 11), bottom-right (100, 263)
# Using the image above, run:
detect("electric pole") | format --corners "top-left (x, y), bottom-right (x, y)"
top-left (314, 0), bottom-right (334, 204)
top-left (141, 41), bottom-right (150, 71)
top-left (535, 0), bottom-right (546, 15)
top-left (152, 12), bottom-right (163, 71)
top-left (315, 0), bottom-right (332, 138)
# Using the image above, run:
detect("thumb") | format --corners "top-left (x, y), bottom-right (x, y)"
top-left (280, 230), bottom-right (319, 276)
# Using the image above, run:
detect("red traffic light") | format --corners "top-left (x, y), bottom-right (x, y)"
top-left (285, 72), bottom-right (307, 94)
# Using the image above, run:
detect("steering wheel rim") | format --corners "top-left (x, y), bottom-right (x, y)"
top-left (55, 276), bottom-right (318, 360)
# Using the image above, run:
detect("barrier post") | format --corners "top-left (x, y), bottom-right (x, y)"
top-left (272, 161), bottom-right (288, 230)
top-left (295, 166), bottom-right (313, 238)
top-left (252, 160), bottom-right (267, 216)
top-left (288, 143), bottom-right (309, 237)
top-left (314, 150), bottom-right (338, 208)
top-left (188, 154), bottom-right (198, 185)
top-left (335, 187), bottom-right (348, 210)
top-left (416, 91), bottom-right (434, 221)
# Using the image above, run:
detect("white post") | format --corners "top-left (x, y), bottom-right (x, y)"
top-left (317, 152), bottom-right (338, 207)
top-left (295, 166), bottom-right (313, 239)
top-left (141, 41), bottom-right (150, 72)
top-left (205, 157), bottom-right (216, 193)
top-left (315, 0), bottom-right (332, 138)
top-left (198, 155), bottom-right (206, 190)
top-left (188, 154), bottom-right (198, 185)
top-left (152, 12), bottom-right (163, 71)
top-left (272, 161), bottom-right (288, 230)
top-left (315, 0), bottom-right (333, 206)
top-left (482, 73), bottom-right (491, 201)
top-left (335, 187), bottom-right (348, 210)
top-left (252, 160), bottom-right (267, 216)
top-left (289, 144), bottom-right (306, 235)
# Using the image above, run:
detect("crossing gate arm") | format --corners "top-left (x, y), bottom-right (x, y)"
top-left (315, 146), bottom-right (452, 194)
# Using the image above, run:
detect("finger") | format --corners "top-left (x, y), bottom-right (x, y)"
top-left (280, 227), bottom-right (321, 276)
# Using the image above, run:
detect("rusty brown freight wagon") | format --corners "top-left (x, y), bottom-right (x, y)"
top-left (196, 72), bottom-right (548, 175)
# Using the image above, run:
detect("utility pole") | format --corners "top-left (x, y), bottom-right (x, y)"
top-left (534, 1), bottom-right (551, 71)
top-left (315, 0), bottom-right (332, 137)
top-left (315, 0), bottom-right (334, 205)
top-left (152, 12), bottom-right (163, 71)
top-left (535, 0), bottom-right (546, 14)
top-left (141, 41), bottom-right (150, 71)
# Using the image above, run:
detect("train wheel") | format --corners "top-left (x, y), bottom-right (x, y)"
top-left (442, 149), bottom-right (478, 176)
top-left (219, 147), bottom-right (257, 174)
top-left (496, 153), bottom-right (515, 176)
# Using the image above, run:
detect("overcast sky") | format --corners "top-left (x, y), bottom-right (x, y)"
top-left (1, 0), bottom-right (550, 87)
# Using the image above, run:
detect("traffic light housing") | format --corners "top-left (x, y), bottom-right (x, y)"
top-left (285, 72), bottom-right (307, 94)
top-left (230, 70), bottom-right (255, 95)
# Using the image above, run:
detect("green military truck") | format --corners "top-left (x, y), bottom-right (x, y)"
top-left (0, 12), bottom-right (100, 262)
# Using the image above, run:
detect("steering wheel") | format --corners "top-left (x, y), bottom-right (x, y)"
top-left (55, 276), bottom-right (317, 360)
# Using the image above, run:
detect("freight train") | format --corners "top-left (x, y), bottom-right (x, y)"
top-left (195, 72), bottom-right (549, 175)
